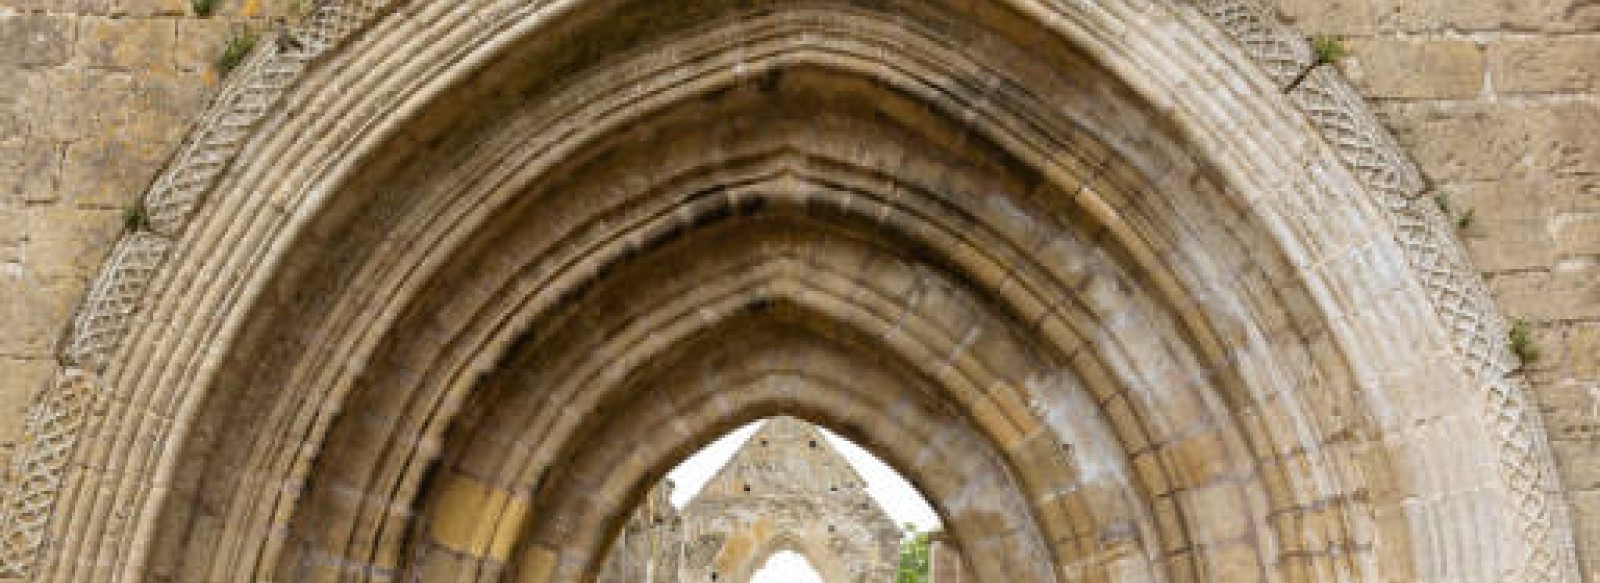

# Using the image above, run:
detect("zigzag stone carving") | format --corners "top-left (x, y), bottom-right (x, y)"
top-left (0, 371), bottom-right (98, 578)
top-left (0, 1), bottom-right (400, 575)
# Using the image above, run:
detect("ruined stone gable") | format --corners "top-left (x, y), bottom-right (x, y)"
top-left (599, 417), bottom-right (902, 583)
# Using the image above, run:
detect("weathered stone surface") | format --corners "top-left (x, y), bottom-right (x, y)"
top-left (59, 137), bottom-right (168, 207)
top-left (1377, 102), bottom-right (1526, 182)
top-left (1489, 261), bottom-right (1600, 322)
top-left (77, 16), bottom-right (174, 70)
top-left (1490, 37), bottom-right (1600, 94)
top-left (114, 0), bottom-right (190, 16)
top-left (1569, 324), bottom-right (1600, 378)
top-left (0, 141), bottom-right (59, 204)
top-left (1268, 0), bottom-right (1376, 35)
top-left (1526, 100), bottom-right (1600, 176)
top-left (1379, 0), bottom-right (1600, 32)
top-left (0, 271), bottom-right (77, 356)
top-left (23, 207), bottom-right (119, 280)
top-left (36, 69), bottom-right (137, 142)
top-left (0, 358), bottom-right (50, 453)
top-left (0, 14), bottom-right (72, 67)
top-left (1344, 39), bottom-right (1484, 99)
top-left (174, 18), bottom-right (234, 74)
top-left (0, 206), bottom-right (23, 267)
top-left (1440, 178), bottom-right (1557, 272)
top-left (599, 418), bottom-right (903, 583)
top-left (0, 68), bottom-right (44, 139)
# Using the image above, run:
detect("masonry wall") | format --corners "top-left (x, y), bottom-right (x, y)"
top-left (0, 0), bottom-right (289, 461)
top-left (0, 0), bottom-right (1596, 579)
top-left (1267, 0), bottom-right (1600, 576)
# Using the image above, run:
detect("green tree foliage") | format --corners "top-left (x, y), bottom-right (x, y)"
top-left (896, 524), bottom-right (931, 583)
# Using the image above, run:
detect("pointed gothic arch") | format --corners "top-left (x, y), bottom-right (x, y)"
top-left (749, 550), bottom-right (830, 583)
top-left (0, 0), bottom-right (1578, 582)
top-left (732, 536), bottom-right (848, 583)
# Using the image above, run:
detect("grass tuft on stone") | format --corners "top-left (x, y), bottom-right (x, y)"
top-left (217, 28), bottom-right (256, 76)
top-left (123, 204), bottom-right (151, 232)
top-left (192, 0), bottom-right (218, 17)
top-left (1509, 319), bottom-right (1541, 366)
top-left (1311, 35), bottom-right (1348, 65)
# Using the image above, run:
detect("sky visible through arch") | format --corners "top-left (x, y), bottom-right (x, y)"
top-left (749, 551), bottom-right (825, 583)
top-left (665, 419), bottom-right (940, 581)
top-left (664, 419), bottom-right (942, 531)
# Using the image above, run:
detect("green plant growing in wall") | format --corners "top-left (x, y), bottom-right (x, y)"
top-left (192, 0), bottom-right (218, 17)
top-left (1287, 35), bottom-right (1350, 92)
top-left (1509, 319), bottom-right (1541, 367)
top-left (123, 204), bottom-right (151, 232)
top-left (1311, 35), bottom-right (1349, 65)
top-left (217, 27), bottom-right (257, 76)
top-left (1434, 194), bottom-right (1476, 230)
top-left (895, 524), bottom-right (931, 583)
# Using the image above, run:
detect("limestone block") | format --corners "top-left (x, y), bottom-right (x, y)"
top-left (38, 69), bottom-right (136, 142)
top-left (1572, 491), bottom-right (1600, 565)
top-left (1268, 0), bottom-right (1376, 35)
top-left (133, 70), bottom-right (211, 126)
top-left (1550, 174), bottom-right (1600, 214)
top-left (1526, 101), bottom-right (1600, 176)
top-left (1377, 102), bottom-right (1526, 182)
top-left (1552, 439), bottom-right (1600, 489)
top-left (1536, 376), bottom-right (1600, 442)
top-left (0, 357), bottom-right (51, 447)
top-left (4, 0), bottom-right (112, 13)
top-left (1557, 214), bottom-right (1600, 258)
top-left (1441, 179), bottom-right (1557, 272)
top-left (1343, 39), bottom-right (1483, 99)
top-left (0, 205), bottom-right (22, 265)
top-left (0, 140), bottom-right (58, 204)
top-left (24, 206), bottom-right (119, 280)
top-left (1381, 0), bottom-right (1600, 32)
top-left (77, 16), bottom-right (175, 71)
top-left (0, 271), bottom-right (78, 356)
top-left (0, 67), bottom-right (49, 139)
top-left (0, 14), bottom-right (72, 67)
top-left (1489, 262), bottom-right (1600, 321)
top-left (59, 137), bottom-right (169, 207)
top-left (175, 18), bottom-right (235, 74)
top-left (1490, 37), bottom-right (1600, 94)
top-left (1568, 324), bottom-right (1600, 378)
top-left (114, 0), bottom-right (191, 16)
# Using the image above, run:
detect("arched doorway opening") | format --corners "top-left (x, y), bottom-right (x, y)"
top-left (597, 416), bottom-right (939, 583)
top-left (751, 552), bottom-right (826, 583)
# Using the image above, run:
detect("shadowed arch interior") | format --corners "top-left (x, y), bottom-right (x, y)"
top-left (150, 12), bottom-right (1369, 580)
top-left (14, 0), bottom-right (1576, 582)
top-left (150, 4), bottom-right (1391, 582)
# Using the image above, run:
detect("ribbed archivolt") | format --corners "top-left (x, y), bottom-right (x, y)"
top-left (0, 0), bottom-right (1577, 582)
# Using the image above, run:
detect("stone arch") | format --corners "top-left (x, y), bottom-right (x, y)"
top-left (728, 534), bottom-right (850, 583)
top-left (0, 1), bottom-right (1577, 583)
top-left (666, 417), bottom-right (902, 583)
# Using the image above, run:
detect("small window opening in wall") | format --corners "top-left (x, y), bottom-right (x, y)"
top-left (761, 439), bottom-right (769, 446)
top-left (808, 440), bottom-right (817, 448)
top-left (743, 484), bottom-right (751, 492)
